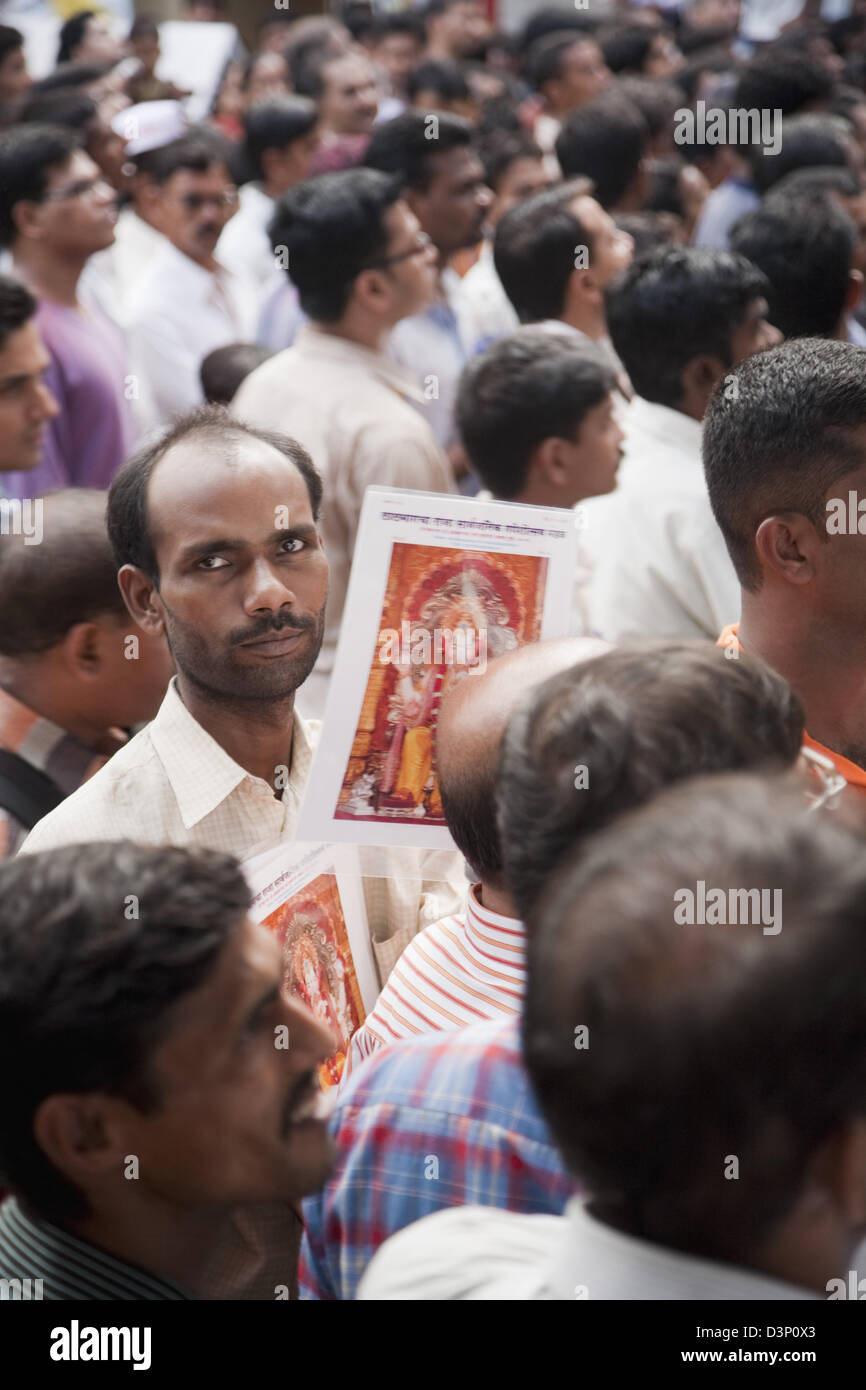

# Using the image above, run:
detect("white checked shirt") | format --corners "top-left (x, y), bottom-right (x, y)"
top-left (20, 677), bottom-right (316, 859)
top-left (345, 884), bottom-right (525, 1077)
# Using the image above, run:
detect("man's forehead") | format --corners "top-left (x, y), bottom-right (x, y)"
top-left (158, 917), bottom-right (281, 1055)
top-left (148, 434), bottom-right (314, 526)
top-left (0, 320), bottom-right (45, 375)
top-left (47, 149), bottom-right (93, 184)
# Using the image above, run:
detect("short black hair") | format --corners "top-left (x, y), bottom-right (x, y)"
top-left (291, 38), bottom-right (353, 102)
top-left (606, 246), bottom-right (769, 409)
top-left (767, 163), bottom-right (861, 203)
top-left (0, 25), bottom-right (23, 63)
top-left (494, 179), bottom-right (595, 325)
top-left (200, 342), bottom-right (273, 406)
top-left (523, 773), bottom-right (866, 1262)
top-left (730, 197), bottom-right (855, 340)
top-left (27, 61), bottom-right (110, 95)
top-left (556, 93), bottom-right (648, 209)
top-left (520, 10), bottom-right (598, 55)
top-left (733, 46), bottom-right (834, 116)
top-left (134, 128), bottom-right (231, 186)
top-left (0, 490), bottom-right (128, 657)
top-left (242, 96), bottom-right (317, 183)
top-left (498, 640), bottom-right (804, 923)
top-left (600, 23), bottom-right (660, 75)
top-left (457, 327), bottom-right (615, 499)
top-left (57, 10), bottom-right (97, 67)
top-left (703, 338), bottom-right (866, 591)
top-left (15, 87), bottom-right (98, 134)
top-left (269, 167), bottom-right (401, 321)
top-left (0, 841), bottom-right (249, 1223)
top-left (406, 58), bottom-right (470, 106)
top-left (0, 272), bottom-right (36, 351)
top-left (750, 113), bottom-right (851, 195)
top-left (616, 75), bottom-right (684, 141)
top-left (478, 128), bottom-right (542, 192)
top-left (372, 12), bottom-right (424, 44)
top-left (0, 123), bottom-right (83, 248)
top-left (526, 30), bottom-right (596, 94)
top-left (614, 209), bottom-right (680, 255)
top-left (364, 109), bottom-right (474, 192)
top-left (107, 406), bottom-right (323, 585)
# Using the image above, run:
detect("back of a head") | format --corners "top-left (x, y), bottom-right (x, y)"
top-left (456, 327), bottom-right (615, 499)
top-left (406, 58), bottom-right (470, 107)
top-left (606, 245), bottom-right (769, 407)
top-left (520, 10), bottom-right (598, 56)
top-left (730, 196), bottom-right (855, 340)
top-left (526, 29), bottom-right (587, 95)
top-left (703, 337), bottom-right (866, 593)
top-left (0, 841), bottom-right (248, 1222)
top-left (494, 179), bottom-right (593, 325)
top-left (0, 490), bottom-right (126, 658)
top-left (14, 88), bottom-right (97, 133)
top-left (555, 92), bottom-right (648, 209)
top-left (599, 23), bottom-right (657, 76)
top-left (750, 113), bottom-right (852, 196)
top-left (242, 96), bottom-right (317, 184)
top-left (734, 47), bottom-right (834, 117)
top-left (497, 640), bottom-right (804, 922)
top-left (200, 343), bottom-right (273, 406)
top-left (268, 167), bottom-right (401, 322)
top-left (523, 773), bottom-right (866, 1268)
top-left (0, 123), bottom-right (82, 249)
top-left (767, 163), bottom-right (861, 205)
top-left (58, 10), bottom-right (96, 67)
top-left (364, 109), bottom-right (473, 192)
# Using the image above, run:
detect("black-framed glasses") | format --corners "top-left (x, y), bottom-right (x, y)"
top-left (42, 175), bottom-right (114, 203)
top-left (365, 230), bottom-right (433, 270)
top-left (173, 188), bottom-right (239, 213)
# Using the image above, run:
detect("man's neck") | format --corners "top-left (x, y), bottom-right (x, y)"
top-left (176, 674), bottom-right (295, 791)
top-left (0, 667), bottom-right (108, 749)
top-left (558, 305), bottom-right (605, 343)
top-left (478, 879), bottom-right (519, 919)
top-left (13, 245), bottom-right (83, 309)
top-left (172, 240), bottom-right (219, 274)
top-left (740, 600), bottom-right (866, 768)
top-left (314, 314), bottom-right (386, 353)
top-left (66, 1199), bottom-right (235, 1299)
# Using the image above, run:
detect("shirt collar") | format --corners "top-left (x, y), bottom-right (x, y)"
top-left (148, 678), bottom-right (315, 830)
top-left (155, 239), bottom-right (236, 298)
top-left (546, 1197), bottom-right (817, 1301)
top-left (465, 883), bottom-right (526, 962)
top-left (293, 322), bottom-right (429, 404)
top-left (626, 394), bottom-right (704, 454)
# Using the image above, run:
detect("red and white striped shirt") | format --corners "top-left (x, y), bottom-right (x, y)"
top-left (345, 885), bottom-right (525, 1077)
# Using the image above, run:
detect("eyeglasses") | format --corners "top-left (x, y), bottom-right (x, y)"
top-left (173, 189), bottom-right (239, 213)
top-left (42, 176), bottom-right (114, 203)
top-left (365, 230), bottom-right (433, 269)
top-left (799, 745), bottom-right (848, 814)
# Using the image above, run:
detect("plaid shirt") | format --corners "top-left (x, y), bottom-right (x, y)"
top-left (299, 1015), bottom-right (575, 1300)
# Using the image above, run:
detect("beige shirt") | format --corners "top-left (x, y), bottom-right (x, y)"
top-left (233, 324), bottom-right (454, 719)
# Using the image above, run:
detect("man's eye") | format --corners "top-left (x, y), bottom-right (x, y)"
top-left (280, 538), bottom-right (305, 554)
top-left (198, 555), bottom-right (230, 570)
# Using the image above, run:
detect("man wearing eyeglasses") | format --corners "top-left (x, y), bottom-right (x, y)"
top-left (0, 123), bottom-right (134, 501)
top-left (124, 130), bottom-right (257, 433)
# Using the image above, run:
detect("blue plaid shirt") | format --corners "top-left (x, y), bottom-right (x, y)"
top-left (300, 1015), bottom-right (576, 1300)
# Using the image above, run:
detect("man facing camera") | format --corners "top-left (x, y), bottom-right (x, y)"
top-left (0, 842), bottom-right (334, 1299)
top-left (0, 275), bottom-right (58, 483)
top-left (360, 774), bottom-right (866, 1299)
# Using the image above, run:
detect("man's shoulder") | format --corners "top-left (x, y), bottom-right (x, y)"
top-left (357, 1205), bottom-right (564, 1300)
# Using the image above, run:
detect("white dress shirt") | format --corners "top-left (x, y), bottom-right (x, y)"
top-left (458, 241), bottom-right (519, 353)
top-left (216, 182), bottom-right (284, 301)
top-left (582, 395), bottom-right (740, 641)
top-left (79, 207), bottom-right (167, 331)
top-left (233, 323), bottom-right (453, 720)
top-left (358, 1197), bottom-right (819, 1301)
top-left (125, 240), bottom-right (256, 432)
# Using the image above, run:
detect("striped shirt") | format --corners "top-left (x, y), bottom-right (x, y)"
top-left (345, 885), bottom-right (525, 1076)
top-left (0, 1198), bottom-right (191, 1300)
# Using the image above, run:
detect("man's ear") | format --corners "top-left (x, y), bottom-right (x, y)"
top-left (59, 620), bottom-right (105, 682)
top-left (531, 436), bottom-right (572, 489)
top-left (754, 513), bottom-right (820, 585)
top-left (11, 199), bottom-right (44, 242)
top-left (118, 564), bottom-right (165, 637)
top-left (808, 1118), bottom-right (866, 1227)
top-left (680, 353), bottom-right (723, 405)
top-left (845, 269), bottom-right (864, 315)
top-left (353, 266), bottom-right (390, 315)
top-left (33, 1092), bottom-right (130, 1193)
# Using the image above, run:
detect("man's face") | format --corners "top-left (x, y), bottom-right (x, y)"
top-left (246, 53), bottom-right (289, 106)
top-left (74, 15), bottom-right (121, 65)
top-left (572, 195), bottom-right (634, 289)
top-left (373, 199), bottom-right (439, 321)
top-left (567, 391), bottom-right (625, 502)
top-left (0, 320), bottom-right (58, 473)
top-left (0, 43), bottom-right (30, 103)
top-left (434, 1), bottom-right (490, 60)
top-left (25, 151), bottom-right (117, 260)
top-left (144, 436), bottom-right (328, 705)
top-left (156, 163), bottom-right (238, 264)
top-left (728, 296), bottom-right (782, 365)
top-left (550, 40), bottom-right (611, 115)
top-left (116, 916), bottom-right (336, 1207)
top-left (376, 33), bottom-right (422, 95)
top-left (816, 452), bottom-right (866, 627)
top-left (413, 145), bottom-right (492, 257)
top-left (319, 54), bottom-right (379, 136)
top-left (489, 155), bottom-right (554, 229)
top-left (645, 32), bottom-right (685, 81)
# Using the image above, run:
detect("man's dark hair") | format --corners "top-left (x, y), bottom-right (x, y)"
top-left (733, 47), bottom-right (834, 117)
top-left (0, 272), bottom-right (36, 352)
top-left (15, 87), bottom-right (98, 134)
top-left (364, 109), bottom-right (473, 192)
top-left (0, 25), bottom-right (24, 64)
top-left (616, 75), bottom-right (684, 141)
top-left (614, 209), bottom-right (680, 255)
top-left (750, 113), bottom-right (851, 195)
top-left (606, 246), bottom-right (769, 409)
top-left (57, 10), bottom-right (97, 67)
top-left (556, 93), bottom-right (648, 209)
top-left (457, 328), bottom-right (615, 499)
top-left (0, 842), bottom-right (250, 1222)
top-left (406, 58), bottom-right (470, 106)
top-left (730, 197), bottom-right (855, 340)
top-left (767, 163), bottom-right (861, 203)
top-left (107, 406), bottom-right (323, 584)
top-left (0, 123), bottom-right (82, 248)
top-left (340, 0), bottom-right (375, 44)
top-left (523, 773), bottom-right (866, 1263)
top-left (0, 490), bottom-right (128, 657)
top-left (200, 342), bottom-right (273, 406)
top-left (478, 127), bottom-right (542, 192)
top-left (27, 61), bottom-right (110, 95)
top-left (526, 30), bottom-right (594, 94)
top-left (498, 641), bottom-right (804, 923)
top-left (703, 338), bottom-right (866, 592)
top-left (268, 167), bottom-right (401, 321)
top-left (241, 96), bottom-right (317, 183)
top-left (494, 179), bottom-right (594, 324)
top-left (520, 10), bottom-right (598, 55)
top-left (134, 128), bottom-right (231, 186)
top-left (291, 38), bottom-right (351, 102)
top-left (599, 23), bottom-right (660, 75)
top-left (372, 12), bottom-right (424, 45)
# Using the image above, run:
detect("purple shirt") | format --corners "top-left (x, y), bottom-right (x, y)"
top-left (3, 299), bottom-right (134, 500)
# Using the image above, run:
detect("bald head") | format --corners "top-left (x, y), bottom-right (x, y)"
top-left (435, 637), bottom-right (608, 892)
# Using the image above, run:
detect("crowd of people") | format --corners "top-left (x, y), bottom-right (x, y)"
top-left (2, 0), bottom-right (866, 1305)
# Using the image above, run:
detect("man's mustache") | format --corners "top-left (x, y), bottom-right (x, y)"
top-left (229, 611), bottom-right (317, 647)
